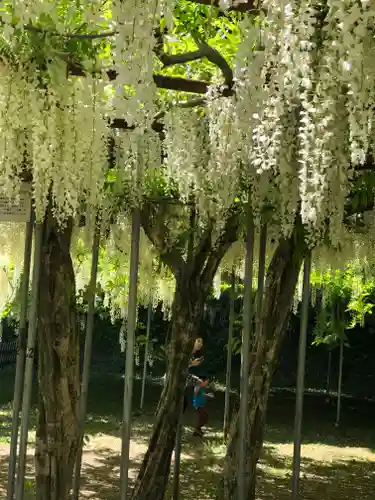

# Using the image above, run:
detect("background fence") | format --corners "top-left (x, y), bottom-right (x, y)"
top-left (1, 297), bottom-right (375, 401)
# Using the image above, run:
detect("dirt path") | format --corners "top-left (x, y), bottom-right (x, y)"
top-left (0, 431), bottom-right (197, 499)
top-left (1, 432), bottom-right (375, 499)
top-left (0, 435), bottom-right (148, 499)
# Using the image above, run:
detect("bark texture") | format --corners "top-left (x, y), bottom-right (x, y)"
top-left (221, 220), bottom-right (304, 500)
top-left (132, 207), bottom-right (240, 500)
top-left (35, 209), bottom-right (80, 500)
top-left (131, 275), bottom-right (206, 500)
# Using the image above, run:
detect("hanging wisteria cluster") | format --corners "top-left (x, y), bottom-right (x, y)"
top-left (289, 211), bottom-right (375, 312)
top-left (114, 129), bottom-right (162, 202)
top-left (0, 65), bottom-right (110, 222)
top-left (153, 0), bottom-right (375, 248)
top-left (231, 0), bottom-right (375, 243)
top-left (95, 216), bottom-right (175, 319)
top-left (71, 216), bottom-right (176, 351)
top-left (0, 0), bottom-right (175, 223)
top-left (313, 215), bottom-right (375, 271)
top-left (0, 0), bottom-right (375, 265)
top-left (110, 0), bottom-right (174, 127)
top-left (0, 222), bottom-right (25, 315)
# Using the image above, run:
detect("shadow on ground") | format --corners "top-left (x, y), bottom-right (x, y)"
top-left (2, 366), bottom-right (375, 447)
top-left (1, 442), bottom-right (374, 500)
top-left (1, 367), bottom-right (375, 499)
top-left (257, 445), bottom-right (375, 499)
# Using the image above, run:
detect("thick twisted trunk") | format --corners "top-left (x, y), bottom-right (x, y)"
top-left (135, 202), bottom-right (240, 500)
top-left (35, 209), bottom-right (80, 500)
top-left (131, 275), bottom-right (206, 500)
top-left (222, 221), bottom-right (304, 500)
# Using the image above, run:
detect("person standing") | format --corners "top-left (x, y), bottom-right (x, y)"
top-left (161, 337), bottom-right (204, 412)
top-left (192, 375), bottom-right (214, 437)
top-left (183, 337), bottom-right (204, 413)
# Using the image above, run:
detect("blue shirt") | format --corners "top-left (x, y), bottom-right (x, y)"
top-left (193, 386), bottom-right (206, 409)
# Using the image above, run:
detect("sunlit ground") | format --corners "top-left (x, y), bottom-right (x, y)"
top-left (1, 365), bottom-right (375, 499)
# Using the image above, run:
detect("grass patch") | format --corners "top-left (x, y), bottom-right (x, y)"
top-left (1, 366), bottom-right (375, 499)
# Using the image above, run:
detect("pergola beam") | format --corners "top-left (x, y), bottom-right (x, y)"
top-left (70, 64), bottom-right (233, 97)
top-left (69, 55), bottom-right (232, 131)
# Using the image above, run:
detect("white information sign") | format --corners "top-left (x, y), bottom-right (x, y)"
top-left (0, 183), bottom-right (32, 223)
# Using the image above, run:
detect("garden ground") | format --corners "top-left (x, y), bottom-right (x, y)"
top-left (0, 365), bottom-right (375, 499)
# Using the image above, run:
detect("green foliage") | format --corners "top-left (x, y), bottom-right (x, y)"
top-left (0, 1), bottom-right (109, 77)
top-left (230, 332), bottom-right (242, 355)
top-left (0, 0), bottom-right (244, 97)
top-left (0, 267), bottom-right (22, 321)
top-left (158, 0), bottom-right (242, 82)
top-left (311, 262), bottom-right (375, 348)
top-left (23, 478), bottom-right (35, 494)
top-left (346, 171), bottom-right (375, 218)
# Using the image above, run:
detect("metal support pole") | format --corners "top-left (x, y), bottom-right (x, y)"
top-left (238, 204), bottom-right (254, 500)
top-left (15, 222), bottom-right (44, 500)
top-left (223, 270), bottom-right (235, 440)
top-left (336, 339), bottom-right (344, 427)
top-left (255, 224), bottom-right (267, 323)
top-left (172, 401), bottom-right (184, 500)
top-left (291, 253), bottom-right (311, 500)
top-left (7, 216), bottom-right (34, 500)
top-left (140, 301), bottom-right (152, 411)
top-left (326, 350), bottom-right (332, 396)
top-left (120, 208), bottom-right (141, 500)
top-left (72, 223), bottom-right (101, 500)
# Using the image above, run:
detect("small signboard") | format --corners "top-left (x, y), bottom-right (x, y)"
top-left (0, 183), bottom-right (32, 223)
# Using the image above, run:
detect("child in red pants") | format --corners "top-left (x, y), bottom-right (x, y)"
top-left (192, 375), bottom-right (214, 437)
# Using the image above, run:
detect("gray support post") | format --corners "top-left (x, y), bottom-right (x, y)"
top-left (335, 339), bottom-right (344, 427)
top-left (238, 204), bottom-right (254, 500)
top-left (291, 253), bottom-right (312, 500)
top-left (326, 349), bottom-right (332, 396)
top-left (223, 269), bottom-right (235, 440)
top-left (72, 222), bottom-right (101, 500)
top-left (15, 222), bottom-right (44, 500)
top-left (140, 301), bottom-right (152, 411)
top-left (172, 402), bottom-right (184, 500)
top-left (119, 208), bottom-right (141, 500)
top-left (7, 216), bottom-right (34, 500)
top-left (255, 223), bottom-right (267, 323)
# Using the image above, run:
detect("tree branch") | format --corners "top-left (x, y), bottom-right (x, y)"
top-left (66, 60), bottom-right (212, 94)
top-left (201, 205), bottom-right (242, 287)
top-left (154, 28), bottom-right (234, 89)
top-left (22, 23), bottom-right (116, 39)
top-left (191, 220), bottom-right (214, 274)
top-left (159, 50), bottom-right (204, 66)
top-left (193, 36), bottom-right (234, 88)
top-left (109, 96), bottom-right (204, 133)
top-left (0, 19), bottom-right (116, 39)
top-left (151, 97), bottom-right (206, 130)
top-left (139, 202), bottom-right (185, 274)
top-left (66, 54), bottom-right (234, 98)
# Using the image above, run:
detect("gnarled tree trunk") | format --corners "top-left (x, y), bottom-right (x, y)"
top-left (35, 209), bottom-right (80, 500)
top-left (134, 203), bottom-right (240, 500)
top-left (222, 220), bottom-right (304, 500)
top-left (131, 274), bottom-right (206, 500)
